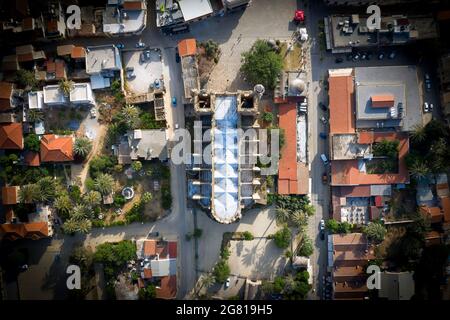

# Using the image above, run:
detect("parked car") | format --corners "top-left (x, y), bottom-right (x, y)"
top-left (335, 57), bottom-right (344, 63)
top-left (90, 108), bottom-right (96, 118)
top-left (318, 102), bottom-right (328, 111)
top-left (352, 53), bottom-right (360, 61)
top-left (322, 172), bottom-right (328, 184)
top-left (425, 82), bottom-right (431, 92)
top-left (320, 219), bottom-right (325, 230)
top-left (140, 50), bottom-right (151, 63)
top-left (425, 73), bottom-right (431, 81)
top-left (360, 52), bottom-right (367, 60)
top-left (293, 9), bottom-right (305, 23)
top-left (147, 231), bottom-right (159, 238)
top-left (346, 53), bottom-right (353, 61)
top-left (320, 154), bottom-right (329, 165)
top-left (319, 132), bottom-right (327, 139)
top-left (175, 123), bottom-right (179, 129)
top-left (320, 116), bottom-right (328, 124)
top-left (172, 97), bottom-right (177, 107)
top-left (378, 52), bottom-right (385, 60)
top-left (225, 277), bottom-right (231, 289)
top-left (116, 43), bottom-right (125, 49)
top-left (388, 51), bottom-right (396, 59)
top-left (423, 102), bottom-right (429, 113)
top-left (430, 103), bottom-right (434, 111)
top-left (366, 51), bottom-right (373, 60)
top-left (136, 41), bottom-right (145, 48)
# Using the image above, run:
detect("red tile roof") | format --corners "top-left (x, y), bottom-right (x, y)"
top-left (278, 103), bottom-right (308, 194)
top-left (329, 74), bottom-right (355, 134)
top-left (123, 1), bottom-right (143, 10)
top-left (71, 46), bottom-right (86, 59)
top-left (331, 132), bottom-right (409, 186)
top-left (178, 39), bottom-right (197, 57)
top-left (0, 123), bottom-right (23, 149)
top-left (144, 240), bottom-right (157, 256)
top-left (156, 275), bottom-right (177, 299)
top-left (420, 205), bottom-right (444, 224)
top-left (24, 151), bottom-right (40, 166)
top-left (371, 94), bottom-right (395, 108)
top-left (0, 82), bottom-right (13, 111)
top-left (0, 222), bottom-right (48, 240)
top-left (143, 268), bottom-right (152, 279)
top-left (339, 186), bottom-right (371, 197)
top-left (442, 197), bottom-right (450, 222)
top-left (17, 53), bottom-right (34, 62)
top-left (2, 186), bottom-right (18, 205)
top-left (40, 134), bottom-right (73, 162)
top-left (168, 241), bottom-right (177, 258)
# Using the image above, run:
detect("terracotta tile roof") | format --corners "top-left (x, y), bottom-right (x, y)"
top-left (143, 268), bottom-right (153, 279)
top-left (168, 241), bottom-right (177, 258)
top-left (123, 1), bottom-right (143, 10)
top-left (420, 205), bottom-right (444, 224)
top-left (17, 53), bottom-right (34, 62)
top-left (0, 123), bottom-right (23, 149)
top-left (178, 39), bottom-right (197, 57)
top-left (40, 134), bottom-right (73, 162)
top-left (278, 103), bottom-right (308, 194)
top-left (46, 60), bottom-right (56, 73)
top-left (339, 186), bottom-right (371, 197)
top-left (0, 82), bottom-right (13, 111)
top-left (71, 46), bottom-right (86, 59)
top-left (143, 240), bottom-right (157, 256)
top-left (55, 60), bottom-right (66, 79)
top-left (156, 275), bottom-right (177, 299)
top-left (371, 94), bottom-right (395, 108)
top-left (0, 222), bottom-right (48, 240)
top-left (46, 20), bottom-right (58, 33)
top-left (24, 151), bottom-right (40, 166)
top-left (2, 186), bottom-right (18, 205)
top-left (329, 74), bottom-right (355, 134)
top-left (331, 132), bottom-right (409, 186)
top-left (57, 44), bottom-right (74, 56)
top-left (441, 197), bottom-right (450, 222)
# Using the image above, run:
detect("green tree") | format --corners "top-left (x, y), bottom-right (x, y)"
top-left (18, 184), bottom-right (39, 203)
top-left (138, 285), bottom-right (156, 300)
top-left (89, 155), bottom-right (116, 178)
top-left (242, 231), bottom-right (254, 240)
top-left (24, 134), bottom-right (40, 152)
top-left (297, 235), bottom-right (314, 257)
top-left (325, 219), bottom-right (339, 233)
top-left (241, 40), bottom-right (283, 89)
top-left (363, 222), bottom-right (387, 243)
top-left (262, 112), bottom-right (274, 123)
top-left (15, 69), bottom-right (37, 88)
top-left (273, 226), bottom-right (291, 249)
top-left (409, 160), bottom-right (430, 180)
top-left (213, 259), bottom-right (230, 283)
top-left (94, 173), bottom-right (115, 196)
top-left (36, 176), bottom-right (57, 203)
top-left (74, 137), bottom-right (93, 158)
top-left (411, 124), bottom-right (426, 143)
top-left (131, 161), bottom-right (143, 172)
top-left (27, 109), bottom-right (44, 122)
top-left (372, 139), bottom-right (399, 158)
top-left (291, 211), bottom-right (308, 230)
top-left (59, 79), bottom-right (75, 96)
top-left (141, 192), bottom-right (153, 204)
top-left (120, 104), bottom-right (141, 129)
top-left (275, 207), bottom-right (289, 225)
top-left (199, 273), bottom-right (215, 292)
top-left (82, 190), bottom-right (102, 208)
top-left (54, 194), bottom-right (72, 219)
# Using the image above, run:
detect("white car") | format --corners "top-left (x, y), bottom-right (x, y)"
top-left (90, 108), bottom-right (97, 118)
top-left (423, 102), bottom-right (429, 113)
top-left (225, 277), bottom-right (230, 289)
top-left (320, 219), bottom-right (325, 231)
top-left (175, 123), bottom-right (179, 129)
top-left (430, 103), bottom-right (434, 111)
top-left (320, 154), bottom-right (329, 165)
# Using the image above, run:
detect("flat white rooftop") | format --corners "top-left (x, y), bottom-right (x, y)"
top-left (43, 85), bottom-right (67, 105)
top-left (86, 45), bottom-right (120, 74)
top-left (178, 0), bottom-right (213, 22)
top-left (70, 83), bottom-right (94, 103)
top-left (28, 91), bottom-right (44, 109)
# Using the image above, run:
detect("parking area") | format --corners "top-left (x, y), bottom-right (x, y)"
top-left (122, 49), bottom-right (164, 94)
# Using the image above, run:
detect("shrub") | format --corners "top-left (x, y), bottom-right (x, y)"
top-left (24, 134), bottom-right (40, 152)
top-left (273, 226), bottom-right (291, 249)
top-left (363, 222), bottom-right (387, 243)
top-left (262, 112), bottom-right (274, 123)
top-left (297, 235), bottom-right (314, 257)
top-left (243, 231), bottom-right (254, 240)
top-left (131, 161), bottom-right (142, 172)
top-left (89, 155), bottom-right (116, 178)
top-left (15, 69), bottom-right (38, 88)
top-left (114, 194), bottom-right (127, 207)
top-left (193, 228), bottom-right (203, 238)
top-left (213, 259), bottom-right (230, 283)
top-left (161, 185), bottom-right (172, 210)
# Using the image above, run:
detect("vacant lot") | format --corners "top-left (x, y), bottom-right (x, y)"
top-left (123, 49), bottom-right (163, 94)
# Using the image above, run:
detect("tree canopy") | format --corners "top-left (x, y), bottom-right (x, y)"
top-left (241, 40), bottom-right (283, 89)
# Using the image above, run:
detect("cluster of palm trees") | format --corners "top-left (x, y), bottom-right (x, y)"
top-left (19, 176), bottom-right (58, 204)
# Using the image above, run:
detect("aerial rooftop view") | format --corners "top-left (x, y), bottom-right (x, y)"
top-left (0, 0), bottom-right (449, 310)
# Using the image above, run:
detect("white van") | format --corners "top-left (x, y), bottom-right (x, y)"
top-left (320, 154), bottom-right (328, 165)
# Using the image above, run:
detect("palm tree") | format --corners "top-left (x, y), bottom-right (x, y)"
top-left (59, 79), bottom-right (75, 97)
top-left (291, 211), bottom-right (308, 230)
top-left (27, 109), bottom-right (44, 122)
top-left (198, 273), bottom-right (215, 294)
top-left (94, 173), bottom-right (115, 196)
top-left (409, 161), bottom-right (430, 180)
top-left (410, 124), bottom-right (426, 143)
top-left (54, 195), bottom-right (72, 218)
top-left (141, 192), bottom-right (153, 204)
top-left (62, 218), bottom-right (79, 235)
top-left (74, 137), bottom-right (93, 158)
top-left (36, 176), bottom-right (56, 203)
top-left (76, 219), bottom-right (92, 234)
top-left (121, 104), bottom-right (141, 129)
top-left (83, 190), bottom-right (102, 208)
top-left (71, 204), bottom-right (90, 221)
top-left (18, 184), bottom-right (39, 204)
top-left (275, 207), bottom-right (290, 225)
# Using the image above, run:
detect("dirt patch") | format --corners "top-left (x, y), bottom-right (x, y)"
top-left (280, 42), bottom-right (304, 71)
top-left (197, 46), bottom-right (218, 89)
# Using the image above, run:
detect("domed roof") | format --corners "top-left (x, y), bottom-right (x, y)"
top-left (291, 78), bottom-right (306, 94)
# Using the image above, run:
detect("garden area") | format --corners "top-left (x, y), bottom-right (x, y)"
top-left (197, 40), bottom-right (221, 89)
top-left (366, 139), bottom-right (399, 174)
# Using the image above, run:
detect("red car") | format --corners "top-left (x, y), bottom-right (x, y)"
top-left (294, 10), bottom-right (305, 23)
